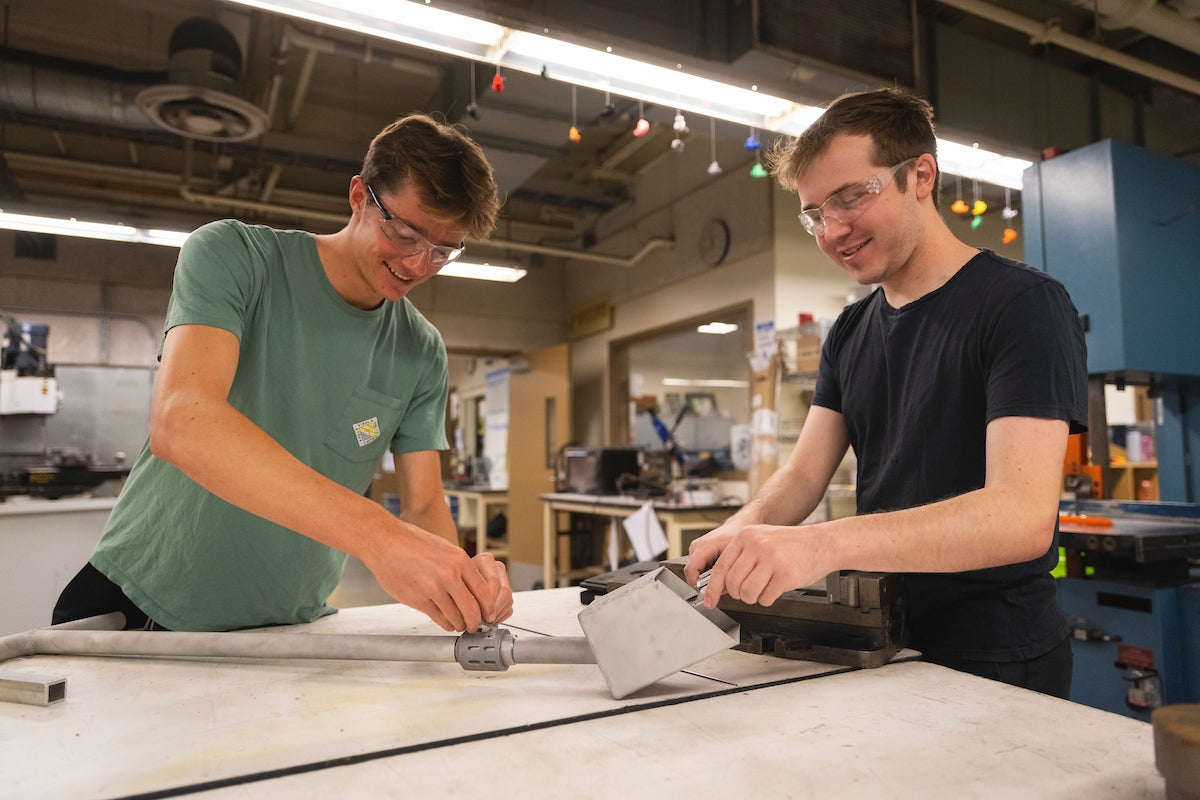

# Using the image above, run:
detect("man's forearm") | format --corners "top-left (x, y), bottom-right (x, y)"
top-left (152, 396), bottom-right (405, 561)
top-left (740, 457), bottom-right (831, 528)
top-left (814, 484), bottom-right (1058, 574)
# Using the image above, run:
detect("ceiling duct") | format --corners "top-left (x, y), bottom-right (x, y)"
top-left (136, 17), bottom-right (269, 143)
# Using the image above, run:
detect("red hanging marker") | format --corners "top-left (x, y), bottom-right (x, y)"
top-left (491, 71), bottom-right (505, 93)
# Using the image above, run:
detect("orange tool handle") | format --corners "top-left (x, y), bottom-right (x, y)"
top-left (1059, 513), bottom-right (1114, 528)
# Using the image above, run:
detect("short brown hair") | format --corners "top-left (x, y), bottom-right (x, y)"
top-left (361, 114), bottom-right (500, 239)
top-left (765, 88), bottom-right (941, 208)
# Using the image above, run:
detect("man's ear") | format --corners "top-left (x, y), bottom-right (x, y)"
top-left (348, 175), bottom-right (368, 218)
top-left (912, 155), bottom-right (937, 201)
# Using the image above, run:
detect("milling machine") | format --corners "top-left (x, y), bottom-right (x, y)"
top-left (1, 315), bottom-right (128, 499)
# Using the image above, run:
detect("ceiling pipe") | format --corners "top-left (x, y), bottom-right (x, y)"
top-left (938, 0), bottom-right (1200, 97)
top-left (1064, 0), bottom-right (1200, 55)
top-left (7, 151), bottom-right (666, 264)
top-left (471, 235), bottom-right (674, 267)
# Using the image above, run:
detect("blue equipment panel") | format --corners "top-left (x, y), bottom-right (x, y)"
top-left (1023, 141), bottom-right (1200, 502)
top-left (1022, 139), bottom-right (1200, 378)
top-left (1059, 577), bottom-right (1199, 721)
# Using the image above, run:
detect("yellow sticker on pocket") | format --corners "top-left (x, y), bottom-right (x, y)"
top-left (353, 416), bottom-right (381, 447)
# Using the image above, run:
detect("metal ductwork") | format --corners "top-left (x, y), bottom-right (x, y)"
top-left (0, 50), bottom-right (161, 132)
top-left (1065, 0), bottom-right (1200, 56)
top-left (136, 17), bottom-right (269, 143)
top-left (0, 17), bottom-right (268, 143)
top-left (937, 0), bottom-right (1200, 97)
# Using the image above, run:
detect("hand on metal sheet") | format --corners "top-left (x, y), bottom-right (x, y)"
top-left (472, 552), bottom-right (514, 624)
top-left (701, 524), bottom-right (829, 608)
top-left (682, 520), bottom-right (739, 589)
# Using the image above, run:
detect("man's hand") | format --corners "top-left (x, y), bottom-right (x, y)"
top-left (363, 526), bottom-right (512, 632)
top-left (683, 519), bottom-right (740, 587)
top-left (472, 552), bottom-right (514, 624)
top-left (696, 524), bottom-right (833, 609)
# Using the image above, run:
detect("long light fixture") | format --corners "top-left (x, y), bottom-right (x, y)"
top-left (0, 209), bottom-right (527, 281)
top-left (223, 0), bottom-right (1031, 188)
top-left (438, 260), bottom-right (527, 282)
top-left (0, 210), bottom-right (191, 247)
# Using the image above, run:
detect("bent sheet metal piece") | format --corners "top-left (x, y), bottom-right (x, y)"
top-left (581, 560), bottom-right (907, 669)
top-left (578, 566), bottom-right (740, 700)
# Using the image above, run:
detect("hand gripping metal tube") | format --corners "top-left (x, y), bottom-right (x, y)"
top-left (454, 625), bottom-right (516, 672)
top-left (452, 626), bottom-right (597, 672)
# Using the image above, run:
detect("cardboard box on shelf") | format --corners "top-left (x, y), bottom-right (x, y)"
top-left (781, 333), bottom-right (821, 375)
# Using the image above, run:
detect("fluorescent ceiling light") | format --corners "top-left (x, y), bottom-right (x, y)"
top-left (662, 378), bottom-right (749, 388)
top-left (0, 210), bottom-right (526, 282)
top-left (0, 210), bottom-right (191, 247)
top-left (938, 140), bottom-right (1032, 190)
top-left (697, 322), bottom-right (739, 334)
top-left (225, 0), bottom-right (1029, 187)
top-left (438, 260), bottom-right (527, 283)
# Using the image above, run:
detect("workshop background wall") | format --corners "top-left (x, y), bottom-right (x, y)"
top-left (0, 227), bottom-right (569, 362)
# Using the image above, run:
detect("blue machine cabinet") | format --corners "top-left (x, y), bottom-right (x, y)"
top-left (1056, 499), bottom-right (1200, 720)
top-left (1058, 577), bottom-right (1199, 721)
top-left (1023, 140), bottom-right (1200, 503)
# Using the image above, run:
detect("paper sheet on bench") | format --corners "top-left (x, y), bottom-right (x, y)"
top-left (623, 502), bottom-right (668, 562)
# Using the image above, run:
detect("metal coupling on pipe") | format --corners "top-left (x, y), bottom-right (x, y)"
top-left (454, 625), bottom-right (515, 672)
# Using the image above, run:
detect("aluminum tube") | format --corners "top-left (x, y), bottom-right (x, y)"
top-left (511, 635), bottom-right (596, 665)
top-left (0, 631), bottom-right (35, 664)
top-left (24, 630), bottom-right (459, 664)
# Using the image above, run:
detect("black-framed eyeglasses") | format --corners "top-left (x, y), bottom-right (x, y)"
top-left (365, 183), bottom-right (466, 268)
top-left (797, 157), bottom-right (919, 237)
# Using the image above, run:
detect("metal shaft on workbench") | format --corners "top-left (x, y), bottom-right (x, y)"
top-left (0, 615), bottom-right (595, 669)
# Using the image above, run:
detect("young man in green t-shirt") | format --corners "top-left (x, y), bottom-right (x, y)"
top-left (54, 114), bottom-right (512, 633)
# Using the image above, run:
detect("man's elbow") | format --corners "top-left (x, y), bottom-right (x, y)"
top-left (1015, 510), bottom-right (1060, 563)
top-left (147, 399), bottom-right (190, 466)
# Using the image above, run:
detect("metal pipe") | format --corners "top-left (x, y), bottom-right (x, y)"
top-left (512, 635), bottom-right (595, 664)
top-left (1064, 0), bottom-right (1200, 56)
top-left (472, 235), bottom-right (674, 267)
top-left (0, 615), bottom-right (594, 672)
top-left (938, 0), bottom-right (1200, 97)
top-left (26, 630), bottom-right (460, 663)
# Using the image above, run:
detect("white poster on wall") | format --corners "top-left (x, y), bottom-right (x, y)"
top-left (484, 367), bottom-right (510, 490)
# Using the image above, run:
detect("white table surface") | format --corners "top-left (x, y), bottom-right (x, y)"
top-left (0, 588), bottom-right (1163, 799)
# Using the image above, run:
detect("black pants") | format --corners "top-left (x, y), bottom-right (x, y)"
top-left (925, 635), bottom-right (1074, 699)
top-left (53, 562), bottom-right (168, 631)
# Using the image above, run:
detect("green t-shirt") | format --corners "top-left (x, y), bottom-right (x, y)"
top-left (92, 220), bottom-right (450, 631)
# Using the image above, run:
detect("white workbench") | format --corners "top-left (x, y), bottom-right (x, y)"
top-left (0, 589), bottom-right (1163, 799)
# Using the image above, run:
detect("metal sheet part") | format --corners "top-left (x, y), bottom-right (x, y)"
top-left (0, 671), bottom-right (65, 706)
top-left (582, 560), bottom-right (907, 669)
top-left (578, 566), bottom-right (740, 700)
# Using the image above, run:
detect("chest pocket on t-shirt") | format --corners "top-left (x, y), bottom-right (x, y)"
top-left (323, 384), bottom-right (407, 463)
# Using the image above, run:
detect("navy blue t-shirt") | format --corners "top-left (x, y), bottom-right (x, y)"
top-left (813, 249), bottom-right (1087, 661)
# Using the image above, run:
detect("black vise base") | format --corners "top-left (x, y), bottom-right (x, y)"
top-left (728, 608), bottom-right (907, 670)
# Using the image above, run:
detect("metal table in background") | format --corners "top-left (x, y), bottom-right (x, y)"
top-left (540, 492), bottom-right (740, 588)
top-left (442, 484), bottom-right (508, 559)
top-left (0, 588), bottom-right (1163, 799)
